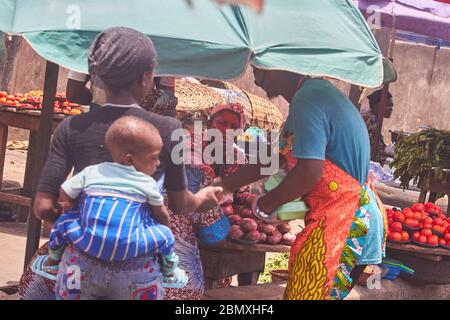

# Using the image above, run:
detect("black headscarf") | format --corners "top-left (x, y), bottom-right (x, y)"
top-left (88, 27), bottom-right (157, 88)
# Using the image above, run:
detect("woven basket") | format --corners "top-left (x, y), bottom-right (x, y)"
top-left (174, 79), bottom-right (225, 124)
top-left (243, 91), bottom-right (284, 130)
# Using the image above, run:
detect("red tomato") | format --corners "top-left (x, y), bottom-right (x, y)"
top-left (419, 235), bottom-right (428, 243)
top-left (433, 218), bottom-right (444, 226)
top-left (420, 228), bottom-right (432, 237)
top-left (421, 217), bottom-right (433, 225)
top-left (403, 208), bottom-right (413, 217)
top-left (386, 209), bottom-right (393, 216)
top-left (389, 232), bottom-right (402, 242)
top-left (427, 235), bottom-right (439, 246)
top-left (439, 239), bottom-right (447, 246)
top-left (443, 233), bottom-right (450, 241)
top-left (6, 95), bottom-right (15, 100)
top-left (442, 222), bottom-right (449, 229)
top-left (433, 225), bottom-right (444, 234)
top-left (0, 91), bottom-right (8, 97)
top-left (401, 231), bottom-right (410, 242)
top-left (423, 223), bottom-right (433, 229)
top-left (404, 210), bottom-right (415, 220)
top-left (413, 212), bottom-right (422, 221)
top-left (405, 219), bottom-right (419, 228)
top-left (394, 212), bottom-right (406, 223)
top-left (412, 232), bottom-right (421, 241)
top-left (390, 222), bottom-right (403, 233)
top-left (439, 214), bottom-right (447, 220)
top-left (388, 218), bottom-right (394, 226)
top-left (411, 203), bottom-right (424, 212)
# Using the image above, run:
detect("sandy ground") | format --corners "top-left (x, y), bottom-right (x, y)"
top-left (0, 223), bottom-right (47, 288)
top-left (0, 149), bottom-right (46, 288)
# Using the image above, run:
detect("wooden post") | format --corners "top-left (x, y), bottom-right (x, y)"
top-left (0, 125), bottom-right (7, 185)
top-left (24, 61), bottom-right (59, 268)
top-left (17, 132), bottom-right (37, 222)
top-left (372, 83), bottom-right (390, 162)
top-left (372, 26), bottom-right (396, 163)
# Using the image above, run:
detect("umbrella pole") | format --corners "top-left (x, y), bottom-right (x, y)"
top-left (24, 61), bottom-right (59, 269)
top-left (372, 27), bottom-right (396, 163)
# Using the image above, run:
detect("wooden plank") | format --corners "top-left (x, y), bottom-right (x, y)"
top-left (204, 282), bottom-right (286, 301)
top-left (406, 252), bottom-right (443, 262)
top-left (201, 240), bottom-right (291, 253)
top-left (200, 247), bottom-right (266, 290)
top-left (0, 191), bottom-right (31, 207)
top-left (0, 125), bottom-right (7, 184)
top-left (387, 242), bottom-right (450, 257)
top-left (0, 109), bottom-right (61, 132)
top-left (24, 61), bottom-right (59, 269)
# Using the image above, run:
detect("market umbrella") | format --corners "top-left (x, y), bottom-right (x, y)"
top-left (0, 0), bottom-right (387, 87)
top-left (356, 0), bottom-right (450, 42)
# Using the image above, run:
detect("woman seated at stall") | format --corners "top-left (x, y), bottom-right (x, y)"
top-left (149, 102), bottom-right (248, 300)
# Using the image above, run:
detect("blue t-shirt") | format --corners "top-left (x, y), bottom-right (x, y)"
top-left (283, 78), bottom-right (370, 185)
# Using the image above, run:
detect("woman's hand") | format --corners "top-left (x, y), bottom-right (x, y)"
top-left (34, 192), bottom-right (60, 223)
top-left (195, 186), bottom-right (224, 212)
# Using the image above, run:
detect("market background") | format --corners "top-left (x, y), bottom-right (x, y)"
top-left (0, 27), bottom-right (449, 143)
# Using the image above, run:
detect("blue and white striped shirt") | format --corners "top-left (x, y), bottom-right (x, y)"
top-left (50, 190), bottom-right (174, 262)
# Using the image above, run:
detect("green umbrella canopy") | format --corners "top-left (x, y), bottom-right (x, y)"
top-left (0, 0), bottom-right (387, 87)
top-left (0, 32), bottom-right (4, 60)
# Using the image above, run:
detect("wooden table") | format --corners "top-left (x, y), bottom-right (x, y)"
top-left (387, 242), bottom-right (450, 262)
top-left (200, 240), bottom-right (291, 289)
top-left (418, 169), bottom-right (450, 216)
top-left (0, 109), bottom-right (62, 221)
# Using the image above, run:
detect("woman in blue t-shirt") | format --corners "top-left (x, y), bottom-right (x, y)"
top-left (218, 67), bottom-right (386, 300)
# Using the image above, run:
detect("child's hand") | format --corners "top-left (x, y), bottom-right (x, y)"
top-left (58, 199), bottom-right (74, 213)
top-left (58, 189), bottom-right (76, 213)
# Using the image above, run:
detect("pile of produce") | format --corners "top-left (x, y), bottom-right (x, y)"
top-left (0, 90), bottom-right (82, 115)
top-left (391, 128), bottom-right (450, 192)
top-left (387, 202), bottom-right (450, 249)
top-left (221, 192), bottom-right (296, 246)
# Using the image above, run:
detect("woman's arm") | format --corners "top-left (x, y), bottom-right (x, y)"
top-left (258, 159), bottom-right (323, 214)
top-left (218, 154), bottom-right (286, 194)
top-left (34, 120), bottom-right (74, 223)
top-left (166, 186), bottom-right (223, 214)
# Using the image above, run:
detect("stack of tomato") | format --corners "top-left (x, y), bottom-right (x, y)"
top-left (0, 91), bottom-right (25, 107)
top-left (387, 202), bottom-right (450, 248)
top-left (0, 90), bottom-right (82, 115)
